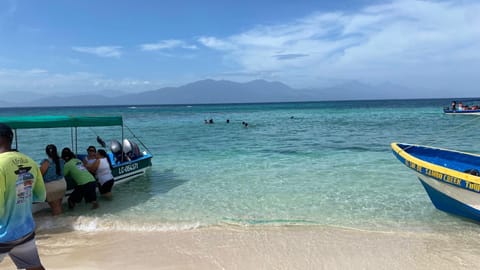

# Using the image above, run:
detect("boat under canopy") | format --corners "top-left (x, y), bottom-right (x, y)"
top-left (0, 115), bottom-right (153, 212)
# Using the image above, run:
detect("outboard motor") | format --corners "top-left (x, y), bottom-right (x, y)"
top-left (110, 140), bottom-right (122, 155)
top-left (123, 138), bottom-right (141, 160)
top-left (110, 140), bottom-right (126, 163)
top-left (122, 138), bottom-right (132, 154)
top-left (130, 140), bottom-right (141, 159)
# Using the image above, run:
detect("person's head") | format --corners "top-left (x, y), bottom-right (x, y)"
top-left (45, 144), bottom-right (58, 158)
top-left (96, 149), bottom-right (107, 158)
top-left (61, 147), bottom-right (75, 161)
top-left (0, 123), bottom-right (14, 152)
top-left (97, 149), bottom-right (113, 169)
top-left (87, 145), bottom-right (96, 155)
top-left (47, 144), bottom-right (62, 175)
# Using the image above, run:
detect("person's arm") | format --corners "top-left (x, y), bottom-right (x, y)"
top-left (87, 159), bottom-right (100, 173)
top-left (40, 159), bottom-right (49, 176)
top-left (32, 165), bottom-right (46, 203)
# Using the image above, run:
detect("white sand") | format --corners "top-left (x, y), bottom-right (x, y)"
top-left (1, 226), bottom-right (478, 270)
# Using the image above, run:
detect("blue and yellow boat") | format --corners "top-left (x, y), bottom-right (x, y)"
top-left (391, 142), bottom-right (480, 222)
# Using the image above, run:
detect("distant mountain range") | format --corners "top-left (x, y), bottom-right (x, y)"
top-left (1, 79), bottom-right (426, 107)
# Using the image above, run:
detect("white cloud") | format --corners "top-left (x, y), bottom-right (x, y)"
top-left (92, 78), bottom-right (152, 88)
top-left (72, 46), bottom-right (122, 58)
top-left (27, 68), bottom-right (48, 74)
top-left (198, 36), bottom-right (237, 50)
top-left (0, 68), bottom-right (160, 94)
top-left (140, 39), bottom-right (197, 51)
top-left (200, 0), bottom-right (480, 91)
top-left (3, 0), bottom-right (479, 98)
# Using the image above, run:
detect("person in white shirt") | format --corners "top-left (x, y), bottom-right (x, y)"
top-left (83, 146), bottom-right (97, 166)
top-left (86, 149), bottom-right (114, 199)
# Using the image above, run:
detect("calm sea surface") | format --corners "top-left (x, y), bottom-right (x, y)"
top-left (3, 99), bottom-right (480, 235)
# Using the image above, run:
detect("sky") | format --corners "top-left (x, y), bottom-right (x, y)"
top-left (0, 0), bottom-right (479, 98)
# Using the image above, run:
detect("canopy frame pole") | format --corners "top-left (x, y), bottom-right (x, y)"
top-left (121, 124), bottom-right (125, 162)
top-left (70, 127), bottom-right (74, 153)
top-left (75, 127), bottom-right (78, 154)
top-left (14, 129), bottom-right (18, 150)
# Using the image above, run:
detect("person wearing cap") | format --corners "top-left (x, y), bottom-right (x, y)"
top-left (0, 123), bottom-right (46, 270)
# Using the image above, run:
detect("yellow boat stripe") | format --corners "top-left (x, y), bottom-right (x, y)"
top-left (391, 142), bottom-right (480, 192)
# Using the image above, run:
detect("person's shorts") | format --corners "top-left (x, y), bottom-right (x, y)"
top-left (83, 181), bottom-right (98, 203)
top-left (70, 181), bottom-right (97, 204)
top-left (0, 233), bottom-right (43, 269)
top-left (98, 179), bottom-right (114, 194)
top-left (45, 178), bottom-right (67, 202)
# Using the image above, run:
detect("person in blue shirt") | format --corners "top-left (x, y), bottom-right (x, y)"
top-left (40, 144), bottom-right (66, 216)
top-left (0, 123), bottom-right (46, 270)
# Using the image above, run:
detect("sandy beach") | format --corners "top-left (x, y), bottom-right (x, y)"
top-left (1, 225), bottom-right (478, 270)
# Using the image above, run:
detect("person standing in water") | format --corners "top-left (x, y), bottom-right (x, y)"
top-left (61, 147), bottom-right (99, 210)
top-left (0, 123), bottom-right (47, 270)
top-left (86, 149), bottom-right (114, 200)
top-left (40, 144), bottom-right (66, 216)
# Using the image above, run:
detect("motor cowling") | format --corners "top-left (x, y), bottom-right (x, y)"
top-left (123, 138), bottom-right (141, 160)
top-left (110, 140), bottom-right (122, 155)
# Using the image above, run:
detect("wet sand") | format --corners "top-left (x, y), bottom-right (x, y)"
top-left (1, 226), bottom-right (478, 270)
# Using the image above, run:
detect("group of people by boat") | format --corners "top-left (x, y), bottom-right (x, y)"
top-left (39, 137), bottom-right (146, 215)
top-left (39, 143), bottom-right (115, 215)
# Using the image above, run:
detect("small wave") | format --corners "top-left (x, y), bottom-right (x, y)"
top-left (35, 215), bottom-right (321, 233)
top-left (221, 218), bottom-right (317, 226)
top-left (322, 145), bottom-right (385, 152)
top-left (35, 215), bottom-right (202, 233)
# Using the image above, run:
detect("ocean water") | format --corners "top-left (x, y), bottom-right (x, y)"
top-left (3, 99), bottom-right (480, 236)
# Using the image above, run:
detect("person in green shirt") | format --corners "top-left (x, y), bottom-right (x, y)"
top-left (0, 123), bottom-right (46, 270)
top-left (61, 148), bottom-right (99, 210)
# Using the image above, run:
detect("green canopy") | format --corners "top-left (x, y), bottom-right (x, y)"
top-left (0, 115), bottom-right (123, 129)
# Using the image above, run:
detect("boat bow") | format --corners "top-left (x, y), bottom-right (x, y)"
top-left (391, 142), bottom-right (480, 221)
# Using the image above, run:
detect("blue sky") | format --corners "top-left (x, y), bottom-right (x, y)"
top-left (1, 0), bottom-right (479, 98)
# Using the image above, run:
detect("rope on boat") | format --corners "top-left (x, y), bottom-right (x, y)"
top-left (124, 123), bottom-right (152, 154)
top-left (87, 127), bottom-right (107, 147)
top-left (88, 125), bottom-right (151, 154)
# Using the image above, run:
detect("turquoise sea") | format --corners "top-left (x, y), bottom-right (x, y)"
top-left (3, 99), bottom-right (480, 235)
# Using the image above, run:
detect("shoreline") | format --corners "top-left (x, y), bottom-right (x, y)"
top-left (2, 225), bottom-right (478, 270)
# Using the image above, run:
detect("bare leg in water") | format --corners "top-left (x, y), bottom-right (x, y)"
top-left (48, 198), bottom-right (63, 215)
